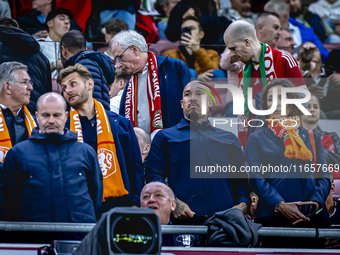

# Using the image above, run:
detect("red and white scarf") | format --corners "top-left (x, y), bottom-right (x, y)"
top-left (124, 51), bottom-right (163, 136)
top-left (238, 44), bottom-right (278, 147)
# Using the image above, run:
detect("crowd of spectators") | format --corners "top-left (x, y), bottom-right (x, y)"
top-left (0, 0), bottom-right (340, 249)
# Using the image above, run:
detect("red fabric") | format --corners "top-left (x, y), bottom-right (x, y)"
top-left (332, 171), bottom-right (340, 179)
top-left (55, 0), bottom-right (91, 32)
top-left (12, 0), bottom-right (32, 18)
top-left (322, 134), bottom-right (336, 153)
top-left (135, 13), bottom-right (159, 43)
top-left (11, 0), bottom-right (91, 31)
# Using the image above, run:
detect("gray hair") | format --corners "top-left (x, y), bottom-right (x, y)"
top-left (0, 61), bottom-right (28, 93)
top-left (111, 30), bottom-right (148, 52)
top-left (264, 0), bottom-right (290, 16)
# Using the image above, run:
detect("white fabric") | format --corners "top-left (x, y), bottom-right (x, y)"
top-left (104, 51), bottom-right (114, 60)
top-left (289, 22), bottom-right (302, 59)
top-left (110, 90), bottom-right (123, 114)
top-left (137, 63), bottom-right (150, 135)
top-left (37, 36), bottom-right (59, 79)
top-left (308, 0), bottom-right (340, 19)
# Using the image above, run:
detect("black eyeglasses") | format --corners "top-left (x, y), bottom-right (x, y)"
top-left (115, 46), bottom-right (130, 64)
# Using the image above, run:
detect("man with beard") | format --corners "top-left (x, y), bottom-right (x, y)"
top-left (58, 64), bottom-right (143, 214)
top-left (145, 81), bottom-right (249, 224)
top-left (110, 30), bottom-right (190, 139)
top-left (277, 28), bottom-right (296, 55)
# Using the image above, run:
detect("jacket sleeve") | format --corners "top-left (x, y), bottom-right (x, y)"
top-left (79, 59), bottom-right (111, 110)
top-left (87, 148), bottom-right (103, 213)
top-left (245, 134), bottom-right (286, 211)
top-left (193, 48), bottom-right (220, 73)
top-left (127, 120), bottom-right (144, 205)
top-left (311, 30), bottom-right (329, 63)
top-left (145, 131), bottom-right (168, 183)
top-left (310, 132), bottom-right (331, 208)
top-left (230, 142), bottom-right (250, 206)
top-left (1, 149), bottom-right (19, 221)
top-left (177, 59), bottom-right (191, 90)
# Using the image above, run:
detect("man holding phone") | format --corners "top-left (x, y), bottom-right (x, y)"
top-left (165, 16), bottom-right (223, 81)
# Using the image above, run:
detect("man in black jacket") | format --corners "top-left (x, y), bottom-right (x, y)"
top-left (1, 92), bottom-right (103, 243)
top-left (60, 30), bottom-right (114, 111)
top-left (0, 20), bottom-right (52, 113)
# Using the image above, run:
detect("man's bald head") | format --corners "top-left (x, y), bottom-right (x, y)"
top-left (36, 92), bottom-right (69, 134)
top-left (37, 92), bottom-right (67, 112)
top-left (134, 127), bottom-right (151, 163)
top-left (224, 20), bottom-right (257, 44)
top-left (140, 182), bottom-right (176, 225)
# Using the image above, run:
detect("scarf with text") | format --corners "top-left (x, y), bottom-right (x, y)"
top-left (70, 99), bottom-right (128, 201)
top-left (268, 116), bottom-right (313, 161)
top-left (0, 106), bottom-right (36, 163)
top-left (124, 51), bottom-right (163, 136)
top-left (237, 43), bottom-right (279, 147)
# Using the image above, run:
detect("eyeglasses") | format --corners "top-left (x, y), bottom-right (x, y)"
top-left (114, 46), bottom-right (130, 64)
top-left (11, 79), bottom-right (33, 87)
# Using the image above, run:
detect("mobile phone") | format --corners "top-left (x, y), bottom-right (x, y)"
top-left (298, 204), bottom-right (317, 217)
top-left (181, 27), bottom-right (192, 35)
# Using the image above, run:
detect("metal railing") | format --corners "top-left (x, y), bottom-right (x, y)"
top-left (1, 222), bottom-right (340, 238)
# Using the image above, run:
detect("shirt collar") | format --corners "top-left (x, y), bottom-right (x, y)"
top-left (0, 103), bottom-right (22, 115)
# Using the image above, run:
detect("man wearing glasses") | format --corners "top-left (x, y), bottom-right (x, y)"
top-left (0, 61), bottom-right (36, 171)
top-left (110, 30), bottom-right (190, 140)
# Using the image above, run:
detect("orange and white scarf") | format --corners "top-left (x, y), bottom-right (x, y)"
top-left (0, 106), bottom-right (36, 163)
top-left (124, 51), bottom-right (163, 136)
top-left (268, 116), bottom-right (313, 161)
top-left (70, 99), bottom-right (128, 201)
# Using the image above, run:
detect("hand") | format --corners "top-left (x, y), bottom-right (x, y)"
top-left (297, 201), bottom-right (320, 211)
top-left (276, 201), bottom-right (310, 225)
top-left (328, 73), bottom-right (340, 87)
top-left (32, 30), bottom-right (49, 38)
top-left (298, 45), bottom-right (316, 63)
top-left (308, 84), bottom-right (324, 99)
top-left (180, 33), bottom-right (200, 52)
top-left (198, 70), bottom-right (214, 81)
top-left (182, 8), bottom-right (195, 19)
top-left (172, 198), bottom-right (195, 219)
top-left (233, 202), bottom-right (248, 215)
top-left (250, 195), bottom-right (258, 217)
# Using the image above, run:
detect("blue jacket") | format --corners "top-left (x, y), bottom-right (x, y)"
top-left (65, 50), bottom-right (115, 111)
top-left (146, 118), bottom-right (249, 217)
top-left (289, 18), bottom-right (329, 63)
top-left (1, 128), bottom-right (103, 223)
top-left (66, 110), bottom-right (144, 211)
top-left (244, 127), bottom-right (331, 220)
top-left (119, 55), bottom-right (190, 129)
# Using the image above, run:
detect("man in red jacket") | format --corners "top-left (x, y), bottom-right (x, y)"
top-left (224, 20), bottom-right (306, 146)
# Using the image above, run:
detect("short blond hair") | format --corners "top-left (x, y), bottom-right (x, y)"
top-left (57, 63), bottom-right (92, 85)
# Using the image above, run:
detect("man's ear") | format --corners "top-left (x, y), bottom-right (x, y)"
top-left (180, 99), bottom-right (184, 109)
top-left (207, 97), bottom-right (214, 108)
top-left (35, 111), bottom-right (38, 119)
top-left (119, 80), bottom-right (125, 90)
top-left (143, 144), bottom-right (151, 155)
top-left (130, 45), bottom-right (139, 56)
top-left (61, 46), bottom-right (67, 58)
top-left (199, 30), bottom-right (205, 40)
top-left (256, 24), bottom-right (263, 32)
top-left (171, 198), bottom-right (176, 212)
top-left (47, 20), bottom-right (53, 29)
top-left (2, 82), bottom-right (12, 95)
top-left (245, 38), bottom-right (251, 47)
top-left (87, 78), bottom-right (95, 91)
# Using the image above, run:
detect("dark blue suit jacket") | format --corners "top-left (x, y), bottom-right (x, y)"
top-left (119, 55), bottom-right (190, 129)
top-left (245, 126), bottom-right (331, 220)
top-left (146, 118), bottom-right (249, 217)
top-left (66, 110), bottom-right (144, 211)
